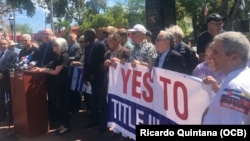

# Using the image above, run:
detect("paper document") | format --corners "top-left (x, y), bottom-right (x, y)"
top-left (83, 82), bottom-right (92, 94)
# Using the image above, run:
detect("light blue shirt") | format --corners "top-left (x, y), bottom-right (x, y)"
top-left (158, 49), bottom-right (170, 68)
top-left (14, 47), bottom-right (21, 55)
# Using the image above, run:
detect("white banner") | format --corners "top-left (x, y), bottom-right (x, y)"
top-left (107, 62), bottom-right (212, 140)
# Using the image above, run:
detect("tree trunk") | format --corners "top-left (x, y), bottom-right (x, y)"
top-left (224, 0), bottom-right (241, 31)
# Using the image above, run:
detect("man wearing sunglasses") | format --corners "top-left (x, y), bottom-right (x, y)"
top-left (154, 30), bottom-right (187, 74)
top-left (197, 13), bottom-right (225, 63)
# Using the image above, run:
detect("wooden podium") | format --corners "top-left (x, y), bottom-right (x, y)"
top-left (10, 71), bottom-right (48, 138)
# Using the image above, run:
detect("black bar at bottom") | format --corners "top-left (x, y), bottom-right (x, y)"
top-left (136, 125), bottom-right (250, 140)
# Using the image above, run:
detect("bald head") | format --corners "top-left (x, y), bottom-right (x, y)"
top-left (43, 29), bottom-right (54, 43)
top-left (44, 29), bottom-right (53, 35)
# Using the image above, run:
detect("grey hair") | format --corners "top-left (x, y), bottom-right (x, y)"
top-left (21, 34), bottom-right (32, 40)
top-left (165, 25), bottom-right (184, 39)
top-left (53, 37), bottom-right (68, 53)
top-left (160, 30), bottom-right (175, 48)
top-left (213, 31), bottom-right (250, 63)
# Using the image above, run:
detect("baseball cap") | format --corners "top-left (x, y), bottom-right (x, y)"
top-left (9, 41), bottom-right (17, 46)
top-left (207, 13), bottom-right (225, 23)
top-left (128, 24), bottom-right (147, 34)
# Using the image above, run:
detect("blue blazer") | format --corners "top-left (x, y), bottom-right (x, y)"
top-left (0, 49), bottom-right (17, 73)
top-left (155, 49), bottom-right (187, 74)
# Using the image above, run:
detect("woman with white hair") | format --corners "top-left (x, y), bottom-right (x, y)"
top-left (34, 37), bottom-right (71, 135)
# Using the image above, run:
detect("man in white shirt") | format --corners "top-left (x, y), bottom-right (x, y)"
top-left (203, 31), bottom-right (250, 124)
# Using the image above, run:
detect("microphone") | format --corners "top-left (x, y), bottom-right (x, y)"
top-left (29, 61), bottom-right (38, 67)
top-left (69, 56), bottom-right (76, 61)
top-left (14, 51), bottom-right (35, 71)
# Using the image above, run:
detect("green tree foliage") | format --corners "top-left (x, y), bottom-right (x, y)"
top-left (54, 18), bottom-right (71, 38)
top-left (126, 0), bottom-right (145, 13)
top-left (106, 4), bottom-right (128, 27)
top-left (176, 0), bottom-right (205, 41)
top-left (79, 13), bottom-right (114, 33)
top-left (80, 2), bottom-right (128, 33)
top-left (42, 0), bottom-right (72, 24)
top-left (85, 0), bottom-right (107, 14)
top-left (7, 0), bottom-right (248, 43)
top-left (40, 0), bottom-right (107, 26)
top-left (15, 23), bottom-right (33, 34)
top-left (126, 0), bottom-right (146, 27)
top-left (0, 0), bottom-right (35, 17)
top-left (176, 0), bottom-right (248, 42)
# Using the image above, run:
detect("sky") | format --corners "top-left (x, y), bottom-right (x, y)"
top-left (6, 0), bottom-right (121, 33)
top-left (15, 4), bottom-right (48, 33)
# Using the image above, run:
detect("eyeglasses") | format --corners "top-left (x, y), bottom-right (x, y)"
top-left (43, 33), bottom-right (52, 36)
top-left (107, 39), bottom-right (115, 43)
top-left (131, 32), bottom-right (140, 35)
top-left (209, 22), bottom-right (224, 27)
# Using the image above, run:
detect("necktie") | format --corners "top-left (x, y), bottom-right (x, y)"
top-left (0, 52), bottom-right (3, 58)
top-left (158, 53), bottom-right (163, 68)
top-left (88, 45), bottom-right (94, 65)
top-left (0, 52), bottom-right (4, 66)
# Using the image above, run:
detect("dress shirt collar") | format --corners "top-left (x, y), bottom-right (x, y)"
top-left (158, 48), bottom-right (170, 68)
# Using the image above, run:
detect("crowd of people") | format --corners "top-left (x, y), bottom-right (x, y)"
top-left (0, 12), bottom-right (250, 139)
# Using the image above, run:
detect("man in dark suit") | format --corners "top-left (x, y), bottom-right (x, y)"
top-left (154, 30), bottom-right (187, 74)
top-left (83, 28), bottom-right (107, 130)
top-left (166, 25), bottom-right (199, 75)
top-left (37, 29), bottom-right (57, 129)
top-left (68, 32), bottom-right (81, 61)
top-left (104, 31), bottom-right (130, 62)
top-left (37, 29), bottom-right (55, 67)
top-left (67, 32), bottom-right (82, 113)
top-left (0, 39), bottom-right (17, 122)
top-left (102, 31), bottom-right (130, 132)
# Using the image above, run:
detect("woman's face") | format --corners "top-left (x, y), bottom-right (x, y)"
top-left (52, 42), bottom-right (60, 54)
top-left (205, 46), bottom-right (216, 71)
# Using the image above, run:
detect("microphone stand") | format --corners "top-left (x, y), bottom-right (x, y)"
top-left (4, 69), bottom-right (19, 140)
top-left (3, 55), bottom-right (37, 140)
